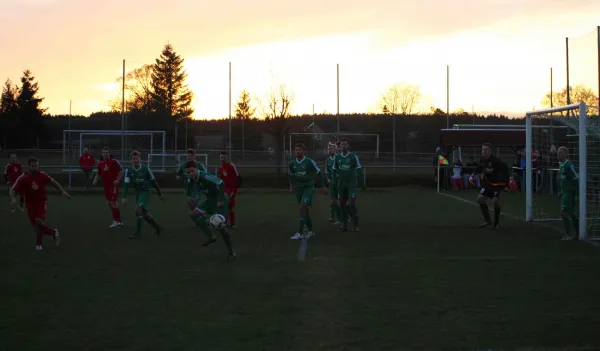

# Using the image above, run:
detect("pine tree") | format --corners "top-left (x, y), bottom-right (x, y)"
top-left (151, 44), bottom-right (194, 120)
top-left (234, 90), bottom-right (256, 119)
top-left (0, 79), bottom-right (18, 116)
top-left (17, 70), bottom-right (47, 143)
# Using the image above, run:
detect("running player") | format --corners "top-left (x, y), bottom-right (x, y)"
top-left (121, 151), bottom-right (164, 239)
top-left (332, 138), bottom-right (366, 232)
top-left (185, 161), bottom-right (236, 261)
top-left (217, 152), bottom-right (240, 228)
top-left (469, 143), bottom-right (510, 229)
top-left (93, 147), bottom-right (123, 228)
top-left (288, 143), bottom-right (325, 240)
top-left (176, 149), bottom-right (207, 211)
top-left (557, 146), bottom-right (579, 240)
top-left (324, 142), bottom-right (340, 224)
top-left (10, 157), bottom-right (71, 250)
top-left (5, 153), bottom-right (24, 212)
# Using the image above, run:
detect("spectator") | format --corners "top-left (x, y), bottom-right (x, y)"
top-left (79, 148), bottom-right (96, 190)
top-left (464, 156), bottom-right (479, 188)
top-left (451, 160), bottom-right (463, 190)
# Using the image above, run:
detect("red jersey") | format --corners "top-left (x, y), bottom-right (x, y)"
top-left (12, 171), bottom-right (53, 204)
top-left (79, 153), bottom-right (96, 172)
top-left (4, 162), bottom-right (23, 184)
top-left (97, 158), bottom-right (122, 186)
top-left (218, 162), bottom-right (239, 190)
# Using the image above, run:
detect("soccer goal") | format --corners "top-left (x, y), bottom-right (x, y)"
top-left (146, 153), bottom-right (209, 172)
top-left (526, 102), bottom-right (600, 241)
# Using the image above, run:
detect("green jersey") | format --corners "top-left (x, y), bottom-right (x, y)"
top-left (332, 152), bottom-right (364, 186)
top-left (288, 157), bottom-right (321, 188)
top-left (188, 171), bottom-right (226, 201)
top-left (122, 164), bottom-right (161, 198)
top-left (325, 155), bottom-right (337, 184)
top-left (559, 160), bottom-right (579, 194)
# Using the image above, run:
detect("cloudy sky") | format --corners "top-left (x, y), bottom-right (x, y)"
top-left (0, 0), bottom-right (598, 118)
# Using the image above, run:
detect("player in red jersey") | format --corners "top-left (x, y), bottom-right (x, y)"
top-left (218, 152), bottom-right (241, 228)
top-left (93, 147), bottom-right (123, 228)
top-left (5, 153), bottom-right (24, 212)
top-left (79, 148), bottom-right (96, 190)
top-left (10, 157), bottom-right (71, 250)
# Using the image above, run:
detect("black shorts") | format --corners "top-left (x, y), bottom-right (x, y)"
top-left (480, 187), bottom-right (503, 199)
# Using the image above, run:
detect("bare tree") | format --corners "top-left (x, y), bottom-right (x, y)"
top-left (380, 83), bottom-right (422, 114)
top-left (109, 64), bottom-right (154, 112)
top-left (260, 83), bottom-right (294, 177)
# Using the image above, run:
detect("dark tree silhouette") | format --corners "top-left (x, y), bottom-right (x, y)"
top-left (16, 70), bottom-right (47, 144)
top-left (150, 44), bottom-right (194, 120)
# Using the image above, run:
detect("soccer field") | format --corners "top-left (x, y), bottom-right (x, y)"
top-left (1, 187), bottom-right (600, 350)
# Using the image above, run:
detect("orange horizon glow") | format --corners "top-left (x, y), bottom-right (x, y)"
top-left (1, 0), bottom-right (599, 119)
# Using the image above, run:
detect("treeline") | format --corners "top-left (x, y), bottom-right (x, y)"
top-left (10, 111), bottom-right (520, 152)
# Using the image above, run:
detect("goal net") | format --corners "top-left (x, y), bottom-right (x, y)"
top-left (526, 102), bottom-right (600, 241)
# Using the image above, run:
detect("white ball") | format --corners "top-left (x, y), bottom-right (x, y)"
top-left (209, 214), bottom-right (226, 229)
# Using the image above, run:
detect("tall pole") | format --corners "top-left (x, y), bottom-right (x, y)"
top-left (597, 26), bottom-right (600, 115)
top-left (121, 59), bottom-right (125, 160)
top-left (336, 63), bottom-right (340, 135)
top-left (392, 114), bottom-right (396, 173)
top-left (228, 62), bottom-right (232, 160)
top-left (68, 100), bottom-right (72, 160)
top-left (566, 38), bottom-right (571, 107)
top-left (550, 67), bottom-right (553, 108)
top-left (446, 65), bottom-right (450, 128)
top-left (185, 118), bottom-right (188, 150)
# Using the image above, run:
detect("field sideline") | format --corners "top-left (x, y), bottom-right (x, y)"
top-left (1, 187), bottom-right (599, 350)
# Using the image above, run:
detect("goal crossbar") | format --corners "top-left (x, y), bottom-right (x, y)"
top-left (525, 102), bottom-right (587, 239)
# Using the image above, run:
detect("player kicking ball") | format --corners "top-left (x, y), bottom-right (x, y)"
top-left (185, 161), bottom-right (236, 261)
top-left (288, 143), bottom-right (325, 240)
top-left (325, 142), bottom-right (341, 224)
top-left (121, 151), bottom-right (164, 239)
top-left (469, 143), bottom-right (510, 229)
top-left (93, 147), bottom-right (123, 228)
top-left (5, 153), bottom-right (24, 212)
top-left (176, 149), bottom-right (207, 212)
top-left (557, 146), bottom-right (580, 240)
top-left (10, 157), bottom-right (71, 250)
top-left (332, 138), bottom-right (366, 232)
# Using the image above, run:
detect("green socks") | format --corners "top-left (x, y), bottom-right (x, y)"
top-left (144, 215), bottom-right (159, 230)
top-left (330, 202), bottom-right (341, 222)
top-left (298, 208), bottom-right (307, 233)
top-left (136, 216), bottom-right (143, 234)
top-left (348, 205), bottom-right (359, 227)
top-left (192, 214), bottom-right (214, 239)
top-left (220, 229), bottom-right (234, 255)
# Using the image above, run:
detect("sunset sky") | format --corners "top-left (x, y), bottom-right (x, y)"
top-left (0, 0), bottom-right (598, 118)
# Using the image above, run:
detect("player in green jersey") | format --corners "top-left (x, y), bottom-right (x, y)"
top-left (122, 151), bottom-right (164, 239)
top-left (288, 143), bottom-right (325, 240)
top-left (325, 142), bottom-right (341, 224)
top-left (332, 138), bottom-right (366, 232)
top-left (176, 149), bottom-right (207, 211)
top-left (557, 146), bottom-right (580, 240)
top-left (185, 161), bottom-right (236, 261)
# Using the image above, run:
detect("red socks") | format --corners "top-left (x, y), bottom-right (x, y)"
top-left (112, 207), bottom-right (122, 223)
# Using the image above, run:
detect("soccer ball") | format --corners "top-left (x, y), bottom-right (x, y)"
top-left (209, 214), bottom-right (226, 229)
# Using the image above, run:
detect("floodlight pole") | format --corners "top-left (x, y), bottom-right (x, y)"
top-left (550, 67), bottom-right (553, 108)
top-left (597, 26), bottom-right (600, 115)
top-left (566, 38), bottom-right (571, 108)
top-left (121, 59), bottom-right (125, 160)
top-left (446, 65), bottom-right (450, 128)
top-left (336, 63), bottom-right (340, 135)
top-left (229, 61), bottom-right (232, 159)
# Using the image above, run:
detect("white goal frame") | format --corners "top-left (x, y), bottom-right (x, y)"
top-left (525, 102), bottom-right (587, 239)
top-left (289, 132), bottom-right (380, 158)
top-left (62, 129), bottom-right (167, 164)
top-left (146, 153), bottom-right (209, 172)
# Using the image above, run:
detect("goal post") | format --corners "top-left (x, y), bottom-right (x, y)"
top-left (525, 102), bottom-right (590, 240)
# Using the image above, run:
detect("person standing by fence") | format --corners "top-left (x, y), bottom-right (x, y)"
top-left (79, 148), bottom-right (96, 190)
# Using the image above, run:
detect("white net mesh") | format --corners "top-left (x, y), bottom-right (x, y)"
top-left (528, 104), bottom-right (600, 240)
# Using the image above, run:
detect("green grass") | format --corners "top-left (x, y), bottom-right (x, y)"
top-left (1, 187), bottom-right (600, 350)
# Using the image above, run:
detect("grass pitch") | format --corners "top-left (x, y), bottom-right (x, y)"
top-left (1, 187), bottom-right (599, 350)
